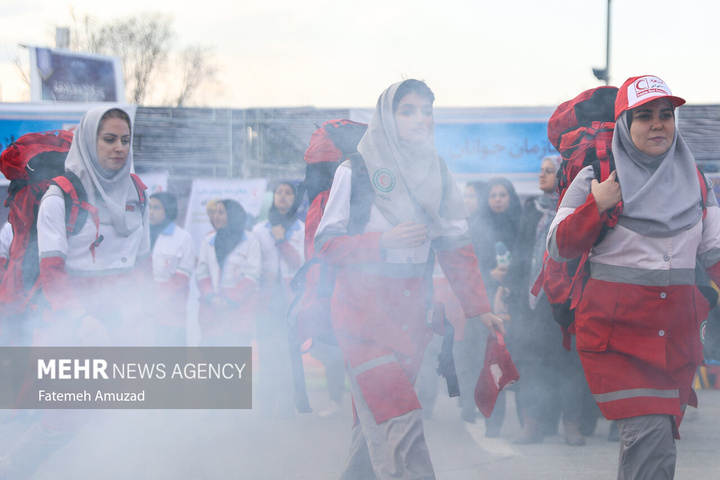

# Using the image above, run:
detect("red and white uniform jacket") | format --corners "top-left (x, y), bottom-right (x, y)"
top-left (252, 218), bottom-right (304, 309)
top-left (315, 163), bottom-right (491, 423)
top-left (37, 184), bottom-right (151, 321)
top-left (548, 167), bottom-right (720, 430)
top-left (314, 162), bottom-right (491, 359)
top-left (195, 230), bottom-right (261, 336)
top-left (152, 222), bottom-right (196, 328)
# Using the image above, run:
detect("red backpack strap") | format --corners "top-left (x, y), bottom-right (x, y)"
top-left (52, 173), bottom-right (101, 262)
top-left (530, 251), bottom-right (547, 297)
top-left (129, 173), bottom-right (147, 213)
top-left (697, 167), bottom-right (708, 219)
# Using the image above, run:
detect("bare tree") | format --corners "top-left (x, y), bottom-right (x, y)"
top-left (74, 13), bottom-right (173, 104)
top-left (173, 45), bottom-right (218, 107)
top-left (66, 10), bottom-right (220, 106)
top-left (12, 56), bottom-right (30, 88)
top-left (69, 9), bottom-right (104, 52)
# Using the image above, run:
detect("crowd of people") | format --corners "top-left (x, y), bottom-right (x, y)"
top-left (0, 74), bottom-right (717, 480)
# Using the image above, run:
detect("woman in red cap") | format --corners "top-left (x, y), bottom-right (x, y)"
top-left (314, 79), bottom-right (504, 480)
top-left (548, 75), bottom-right (720, 479)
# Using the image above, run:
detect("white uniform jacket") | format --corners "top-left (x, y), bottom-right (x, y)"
top-left (195, 230), bottom-right (262, 294)
top-left (152, 223), bottom-right (196, 282)
top-left (252, 218), bottom-right (305, 281)
top-left (37, 184), bottom-right (151, 315)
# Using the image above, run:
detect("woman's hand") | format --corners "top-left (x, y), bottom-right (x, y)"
top-left (494, 287), bottom-right (511, 322)
top-left (591, 170), bottom-right (622, 214)
top-left (470, 312), bottom-right (506, 336)
top-left (380, 222), bottom-right (429, 249)
top-left (271, 225), bottom-right (286, 242)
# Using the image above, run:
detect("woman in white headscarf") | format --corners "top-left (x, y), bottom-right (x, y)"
top-left (0, 106), bottom-right (151, 480)
top-left (36, 105), bottom-right (151, 346)
top-left (547, 75), bottom-right (720, 478)
top-left (314, 79), bottom-right (504, 480)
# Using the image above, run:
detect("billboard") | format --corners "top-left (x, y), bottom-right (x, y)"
top-left (29, 47), bottom-right (125, 103)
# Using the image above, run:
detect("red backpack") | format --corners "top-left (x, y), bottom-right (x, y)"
top-left (0, 130), bottom-right (146, 318)
top-left (288, 119), bottom-right (368, 343)
top-left (286, 119), bottom-right (368, 412)
top-left (533, 87), bottom-right (710, 348)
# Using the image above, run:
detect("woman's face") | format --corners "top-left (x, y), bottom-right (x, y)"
top-left (96, 117), bottom-right (131, 172)
top-left (488, 184), bottom-right (510, 214)
top-left (539, 160), bottom-right (557, 194)
top-left (149, 198), bottom-right (166, 226)
top-left (629, 98), bottom-right (675, 157)
top-left (464, 184), bottom-right (479, 215)
top-left (206, 202), bottom-right (218, 227)
top-left (394, 91), bottom-right (434, 144)
top-left (213, 202), bottom-right (228, 229)
top-left (274, 184), bottom-right (295, 215)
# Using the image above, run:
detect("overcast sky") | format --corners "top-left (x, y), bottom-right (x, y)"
top-left (1, 0), bottom-right (718, 109)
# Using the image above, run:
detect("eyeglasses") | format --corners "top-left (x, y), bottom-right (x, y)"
top-left (539, 167), bottom-right (556, 175)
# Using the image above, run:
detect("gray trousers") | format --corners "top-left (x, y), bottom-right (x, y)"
top-left (616, 414), bottom-right (676, 480)
top-left (340, 357), bottom-right (435, 480)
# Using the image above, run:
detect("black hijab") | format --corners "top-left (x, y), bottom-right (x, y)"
top-left (475, 177), bottom-right (522, 270)
top-left (214, 199), bottom-right (247, 267)
top-left (150, 192), bottom-right (178, 249)
top-left (267, 182), bottom-right (297, 231)
top-left (479, 177), bottom-right (522, 246)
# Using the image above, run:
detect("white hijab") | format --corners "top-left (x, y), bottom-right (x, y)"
top-left (613, 112), bottom-right (702, 237)
top-left (357, 81), bottom-right (467, 239)
top-left (64, 106), bottom-right (143, 237)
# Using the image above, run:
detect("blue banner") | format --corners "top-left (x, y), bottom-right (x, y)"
top-left (435, 121), bottom-right (557, 174)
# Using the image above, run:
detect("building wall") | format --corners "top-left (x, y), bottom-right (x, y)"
top-left (130, 104), bottom-right (720, 219)
top-left (132, 106), bottom-right (351, 197)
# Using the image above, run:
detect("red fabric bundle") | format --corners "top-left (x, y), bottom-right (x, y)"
top-left (474, 333), bottom-right (519, 418)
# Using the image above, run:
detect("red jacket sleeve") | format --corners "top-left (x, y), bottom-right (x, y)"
top-left (197, 277), bottom-right (214, 298)
top-left (39, 256), bottom-right (84, 311)
top-left (222, 278), bottom-right (258, 307)
top-left (555, 194), bottom-right (605, 259)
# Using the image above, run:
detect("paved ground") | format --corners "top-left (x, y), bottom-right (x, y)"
top-left (1, 366), bottom-right (719, 479)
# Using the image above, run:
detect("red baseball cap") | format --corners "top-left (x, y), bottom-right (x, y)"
top-left (615, 75), bottom-right (686, 120)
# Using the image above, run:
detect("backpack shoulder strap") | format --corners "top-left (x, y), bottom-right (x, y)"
top-left (590, 154), bottom-right (615, 182)
top-left (51, 172), bottom-right (97, 236)
top-left (697, 167), bottom-right (708, 218)
top-left (52, 172), bottom-right (104, 261)
top-left (129, 173), bottom-right (147, 213)
top-left (348, 153), bottom-right (374, 235)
